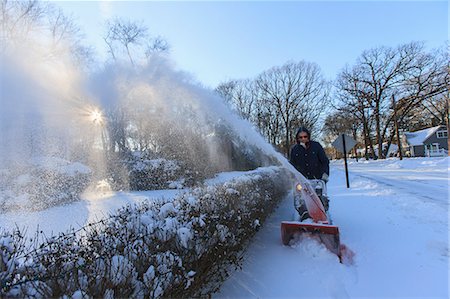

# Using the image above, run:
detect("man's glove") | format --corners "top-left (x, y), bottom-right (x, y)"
top-left (321, 173), bottom-right (329, 182)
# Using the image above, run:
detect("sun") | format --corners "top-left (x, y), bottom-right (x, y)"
top-left (89, 108), bottom-right (104, 125)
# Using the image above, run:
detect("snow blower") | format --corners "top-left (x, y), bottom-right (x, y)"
top-left (281, 179), bottom-right (348, 262)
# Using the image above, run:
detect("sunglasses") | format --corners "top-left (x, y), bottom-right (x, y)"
top-left (298, 135), bottom-right (309, 139)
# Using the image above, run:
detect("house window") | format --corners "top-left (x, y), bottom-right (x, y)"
top-left (436, 130), bottom-right (448, 139)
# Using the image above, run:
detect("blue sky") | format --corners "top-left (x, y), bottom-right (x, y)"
top-left (53, 1), bottom-right (448, 88)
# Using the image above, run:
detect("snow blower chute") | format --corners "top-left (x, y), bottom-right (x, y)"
top-left (281, 179), bottom-right (344, 261)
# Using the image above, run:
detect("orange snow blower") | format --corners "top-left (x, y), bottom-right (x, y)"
top-left (281, 180), bottom-right (347, 262)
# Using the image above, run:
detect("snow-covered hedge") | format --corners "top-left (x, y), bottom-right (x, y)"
top-left (0, 157), bottom-right (91, 212)
top-left (0, 166), bottom-right (289, 298)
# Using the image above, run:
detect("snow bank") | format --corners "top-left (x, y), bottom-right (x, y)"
top-left (339, 156), bottom-right (449, 171)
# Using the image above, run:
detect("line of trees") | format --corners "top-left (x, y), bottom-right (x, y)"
top-left (216, 61), bottom-right (330, 156)
top-left (0, 0), bottom-right (92, 67)
top-left (216, 42), bottom-right (448, 160)
top-left (324, 41), bottom-right (448, 159)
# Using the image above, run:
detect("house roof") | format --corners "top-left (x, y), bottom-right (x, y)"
top-left (404, 125), bottom-right (444, 146)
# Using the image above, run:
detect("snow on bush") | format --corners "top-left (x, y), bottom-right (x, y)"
top-left (0, 157), bottom-right (91, 212)
top-left (126, 152), bottom-right (188, 190)
top-left (0, 166), bottom-right (290, 298)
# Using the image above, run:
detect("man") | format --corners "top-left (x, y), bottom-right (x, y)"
top-left (289, 127), bottom-right (329, 182)
top-left (289, 127), bottom-right (330, 218)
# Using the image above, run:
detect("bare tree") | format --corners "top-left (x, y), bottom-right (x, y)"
top-left (104, 18), bottom-right (147, 65)
top-left (334, 65), bottom-right (377, 159)
top-left (256, 61), bottom-right (329, 155)
top-left (46, 6), bottom-right (94, 67)
top-left (145, 35), bottom-right (170, 57)
top-left (406, 47), bottom-right (449, 128)
top-left (215, 61), bottom-right (330, 154)
top-left (104, 18), bottom-right (169, 65)
top-left (335, 42), bottom-right (448, 159)
top-left (0, 0), bottom-right (47, 42)
top-left (1, 0), bottom-right (92, 67)
top-left (215, 80), bottom-right (236, 104)
top-left (323, 110), bottom-right (359, 141)
top-left (216, 79), bottom-right (258, 121)
top-left (322, 109), bottom-right (361, 158)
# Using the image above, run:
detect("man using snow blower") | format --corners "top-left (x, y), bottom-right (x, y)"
top-left (281, 127), bottom-right (341, 258)
top-left (282, 127), bottom-right (352, 263)
top-left (289, 127), bottom-right (330, 216)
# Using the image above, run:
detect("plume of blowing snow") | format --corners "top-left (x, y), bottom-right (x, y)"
top-left (1, 18), bottom-right (306, 211)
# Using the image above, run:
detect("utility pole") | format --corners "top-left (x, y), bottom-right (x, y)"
top-left (446, 95), bottom-right (450, 156)
top-left (391, 95), bottom-right (403, 160)
top-left (352, 124), bottom-right (359, 162)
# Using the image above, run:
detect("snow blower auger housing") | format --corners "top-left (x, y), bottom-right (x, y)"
top-left (281, 179), bottom-right (343, 261)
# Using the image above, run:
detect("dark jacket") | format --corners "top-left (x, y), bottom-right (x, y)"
top-left (289, 140), bottom-right (330, 179)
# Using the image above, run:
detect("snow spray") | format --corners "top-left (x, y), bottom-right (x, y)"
top-left (0, 29), bottom-right (110, 210)
top-left (0, 36), bottom-right (306, 210)
top-left (0, 37), bottom-right (105, 168)
top-left (86, 55), bottom-right (307, 185)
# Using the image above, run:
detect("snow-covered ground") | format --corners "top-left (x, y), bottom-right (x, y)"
top-left (215, 157), bottom-right (449, 298)
top-left (1, 157), bottom-right (448, 298)
top-left (0, 189), bottom-right (182, 238)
